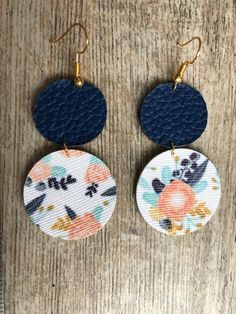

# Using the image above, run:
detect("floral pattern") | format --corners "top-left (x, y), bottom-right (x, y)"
top-left (23, 150), bottom-right (116, 240)
top-left (158, 180), bottom-right (196, 220)
top-left (85, 164), bottom-right (111, 184)
top-left (29, 161), bottom-right (51, 181)
top-left (136, 149), bottom-right (221, 235)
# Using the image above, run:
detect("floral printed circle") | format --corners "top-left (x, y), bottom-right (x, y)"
top-left (136, 149), bottom-right (221, 235)
top-left (23, 150), bottom-right (116, 240)
top-left (158, 180), bottom-right (196, 220)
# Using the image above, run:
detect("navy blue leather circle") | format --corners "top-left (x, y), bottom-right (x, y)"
top-left (34, 80), bottom-right (106, 146)
top-left (140, 83), bottom-right (208, 147)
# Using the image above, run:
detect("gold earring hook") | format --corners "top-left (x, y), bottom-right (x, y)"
top-left (171, 143), bottom-right (176, 157)
top-left (49, 22), bottom-right (89, 58)
top-left (177, 36), bottom-right (201, 64)
top-left (64, 142), bottom-right (69, 156)
top-left (173, 36), bottom-right (202, 90)
top-left (49, 22), bottom-right (89, 87)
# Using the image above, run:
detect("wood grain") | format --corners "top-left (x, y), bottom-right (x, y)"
top-left (1, 0), bottom-right (236, 313)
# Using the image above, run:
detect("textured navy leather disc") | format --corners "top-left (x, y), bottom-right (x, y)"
top-left (140, 83), bottom-right (208, 147)
top-left (34, 80), bottom-right (106, 146)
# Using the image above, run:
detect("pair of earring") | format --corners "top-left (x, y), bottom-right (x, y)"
top-left (23, 23), bottom-right (221, 239)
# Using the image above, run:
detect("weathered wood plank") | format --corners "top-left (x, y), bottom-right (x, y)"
top-left (1, 0), bottom-right (235, 313)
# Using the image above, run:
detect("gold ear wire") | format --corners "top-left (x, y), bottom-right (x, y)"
top-left (49, 22), bottom-right (89, 57)
top-left (177, 36), bottom-right (201, 64)
top-left (63, 142), bottom-right (69, 156)
top-left (173, 36), bottom-right (202, 90)
top-left (49, 22), bottom-right (89, 87)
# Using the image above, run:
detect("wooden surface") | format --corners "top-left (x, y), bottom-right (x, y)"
top-left (1, 0), bottom-right (236, 313)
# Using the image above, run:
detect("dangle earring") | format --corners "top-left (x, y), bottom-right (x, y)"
top-left (136, 37), bottom-right (221, 236)
top-left (23, 23), bottom-right (116, 240)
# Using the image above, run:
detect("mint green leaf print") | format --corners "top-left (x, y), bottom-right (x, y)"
top-left (52, 166), bottom-right (66, 177)
top-left (182, 214), bottom-right (201, 231)
top-left (138, 177), bottom-right (150, 189)
top-left (92, 206), bottom-right (103, 220)
top-left (182, 215), bottom-right (195, 231)
top-left (143, 192), bottom-right (158, 206)
top-left (31, 211), bottom-right (48, 224)
top-left (42, 155), bottom-right (52, 163)
top-left (90, 155), bottom-right (105, 166)
top-left (161, 166), bottom-right (172, 184)
top-left (193, 180), bottom-right (208, 193)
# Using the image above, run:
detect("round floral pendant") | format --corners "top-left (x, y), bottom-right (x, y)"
top-left (136, 148), bottom-right (221, 235)
top-left (23, 150), bottom-right (116, 240)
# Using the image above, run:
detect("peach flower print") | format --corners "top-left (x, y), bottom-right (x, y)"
top-left (68, 213), bottom-right (102, 239)
top-left (60, 150), bottom-right (86, 158)
top-left (29, 161), bottom-right (51, 181)
top-left (158, 180), bottom-right (196, 220)
top-left (85, 164), bottom-right (110, 184)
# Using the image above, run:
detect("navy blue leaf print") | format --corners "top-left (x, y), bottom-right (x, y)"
top-left (152, 179), bottom-right (165, 194)
top-left (35, 182), bottom-right (47, 191)
top-left (26, 194), bottom-right (46, 215)
top-left (25, 176), bottom-right (32, 187)
top-left (159, 219), bottom-right (172, 230)
top-left (185, 159), bottom-right (208, 186)
top-left (101, 186), bottom-right (116, 196)
top-left (65, 205), bottom-right (77, 220)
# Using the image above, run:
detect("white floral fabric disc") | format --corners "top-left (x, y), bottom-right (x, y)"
top-left (136, 148), bottom-right (221, 235)
top-left (23, 150), bottom-right (116, 240)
